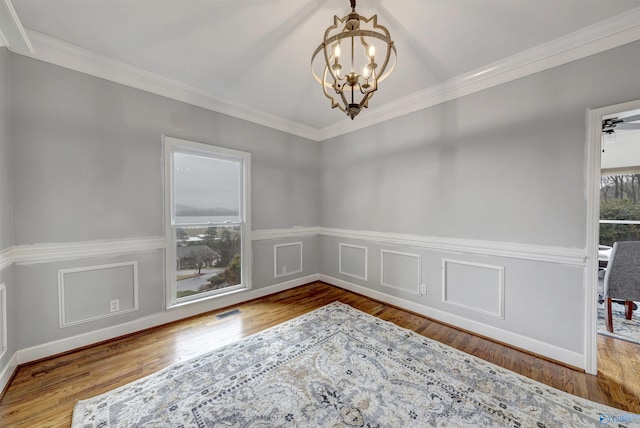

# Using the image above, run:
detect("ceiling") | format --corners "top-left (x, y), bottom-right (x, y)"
top-left (602, 108), bottom-right (640, 172)
top-left (3, 0), bottom-right (640, 140)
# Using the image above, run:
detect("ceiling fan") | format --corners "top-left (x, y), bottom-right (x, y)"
top-left (602, 114), bottom-right (640, 134)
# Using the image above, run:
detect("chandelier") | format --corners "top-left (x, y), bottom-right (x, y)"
top-left (311, 0), bottom-right (397, 120)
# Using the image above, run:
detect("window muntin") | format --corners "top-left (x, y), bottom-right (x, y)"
top-left (164, 136), bottom-right (251, 307)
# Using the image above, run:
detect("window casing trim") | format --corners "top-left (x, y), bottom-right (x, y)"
top-left (163, 135), bottom-right (252, 308)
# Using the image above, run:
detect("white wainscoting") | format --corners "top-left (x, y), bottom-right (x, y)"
top-left (0, 247), bottom-right (14, 272)
top-left (339, 243), bottom-right (368, 281)
top-left (320, 228), bottom-right (586, 266)
top-left (16, 274), bottom-right (319, 366)
top-left (0, 226), bottom-right (591, 389)
top-left (58, 261), bottom-right (139, 328)
top-left (442, 259), bottom-right (505, 319)
top-left (274, 242), bottom-right (303, 278)
top-left (381, 250), bottom-right (421, 295)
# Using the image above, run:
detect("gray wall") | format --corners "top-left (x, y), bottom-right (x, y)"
top-left (0, 48), bottom-right (12, 251)
top-left (0, 47), bottom-right (16, 377)
top-left (10, 55), bottom-right (319, 245)
top-left (7, 54), bottom-right (320, 351)
top-left (321, 41), bottom-right (640, 248)
top-left (319, 40), bottom-right (640, 361)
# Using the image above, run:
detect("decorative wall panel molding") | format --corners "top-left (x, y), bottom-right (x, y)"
top-left (274, 242), bottom-right (303, 278)
top-left (442, 259), bottom-right (505, 319)
top-left (380, 250), bottom-right (421, 294)
top-left (17, 274), bottom-right (319, 366)
top-left (320, 228), bottom-right (586, 266)
top-left (339, 243), bottom-right (368, 281)
top-left (58, 262), bottom-right (139, 328)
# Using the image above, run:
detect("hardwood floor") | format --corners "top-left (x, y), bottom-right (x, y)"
top-left (1, 281), bottom-right (639, 426)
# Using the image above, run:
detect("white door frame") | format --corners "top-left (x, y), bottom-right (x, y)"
top-left (585, 99), bottom-right (640, 375)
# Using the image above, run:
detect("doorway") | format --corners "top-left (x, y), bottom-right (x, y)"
top-left (586, 100), bottom-right (640, 374)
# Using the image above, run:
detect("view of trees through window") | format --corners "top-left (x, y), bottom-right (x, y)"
top-left (600, 174), bottom-right (640, 246)
top-left (175, 225), bottom-right (241, 299)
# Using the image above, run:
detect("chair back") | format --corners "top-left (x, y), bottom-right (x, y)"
top-left (604, 241), bottom-right (640, 301)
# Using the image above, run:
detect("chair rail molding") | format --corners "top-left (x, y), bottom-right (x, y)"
top-left (251, 227), bottom-right (320, 241)
top-left (13, 237), bottom-right (166, 265)
top-left (0, 247), bottom-right (14, 271)
top-left (5, 228), bottom-right (585, 267)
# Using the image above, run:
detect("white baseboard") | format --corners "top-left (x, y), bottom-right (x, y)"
top-left (0, 352), bottom-right (18, 396)
top-left (15, 274), bottom-right (319, 365)
top-left (319, 274), bottom-right (585, 370)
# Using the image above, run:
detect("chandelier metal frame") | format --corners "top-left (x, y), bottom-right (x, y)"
top-left (311, 0), bottom-right (397, 120)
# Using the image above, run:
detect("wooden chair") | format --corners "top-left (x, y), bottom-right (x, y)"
top-left (604, 241), bottom-right (640, 332)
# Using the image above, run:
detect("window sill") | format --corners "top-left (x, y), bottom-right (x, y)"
top-left (166, 286), bottom-right (249, 310)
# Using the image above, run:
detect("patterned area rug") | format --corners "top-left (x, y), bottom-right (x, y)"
top-left (597, 300), bottom-right (640, 345)
top-left (73, 302), bottom-right (629, 427)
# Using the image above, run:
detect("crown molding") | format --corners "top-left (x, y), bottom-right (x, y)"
top-left (9, 7), bottom-right (640, 141)
top-left (22, 30), bottom-right (319, 141)
top-left (0, 0), bottom-right (33, 54)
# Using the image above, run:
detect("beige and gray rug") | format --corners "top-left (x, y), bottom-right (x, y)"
top-left (73, 302), bottom-right (635, 427)
top-left (597, 300), bottom-right (640, 345)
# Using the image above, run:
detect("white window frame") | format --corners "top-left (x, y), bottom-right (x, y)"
top-left (163, 136), bottom-right (252, 308)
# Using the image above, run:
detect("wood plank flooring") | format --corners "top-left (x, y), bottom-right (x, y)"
top-left (1, 282), bottom-right (639, 427)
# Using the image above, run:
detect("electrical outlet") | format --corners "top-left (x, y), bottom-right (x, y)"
top-left (110, 299), bottom-right (120, 313)
top-left (420, 284), bottom-right (427, 295)
top-left (281, 265), bottom-right (287, 275)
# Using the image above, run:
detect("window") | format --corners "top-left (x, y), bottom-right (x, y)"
top-left (600, 174), bottom-right (640, 246)
top-left (164, 136), bottom-right (251, 307)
